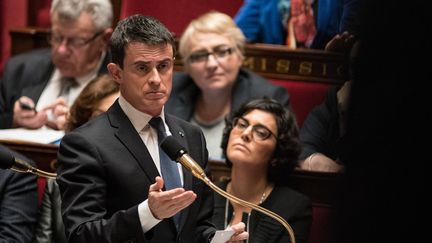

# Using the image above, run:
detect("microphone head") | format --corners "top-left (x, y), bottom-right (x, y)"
top-left (161, 136), bottom-right (187, 161)
top-left (0, 145), bottom-right (15, 169)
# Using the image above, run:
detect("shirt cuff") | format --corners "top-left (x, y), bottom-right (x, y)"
top-left (138, 199), bottom-right (161, 233)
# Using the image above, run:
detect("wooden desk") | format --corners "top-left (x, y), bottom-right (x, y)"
top-left (209, 160), bottom-right (340, 206)
top-left (9, 27), bottom-right (347, 85)
top-left (1, 139), bottom-right (340, 206)
top-left (9, 27), bottom-right (50, 56)
top-left (0, 139), bottom-right (58, 173)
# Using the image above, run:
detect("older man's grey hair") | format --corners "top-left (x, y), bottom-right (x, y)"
top-left (50, 0), bottom-right (113, 30)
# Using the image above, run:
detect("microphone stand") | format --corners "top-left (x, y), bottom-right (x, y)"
top-left (177, 151), bottom-right (296, 243)
top-left (11, 158), bottom-right (57, 179)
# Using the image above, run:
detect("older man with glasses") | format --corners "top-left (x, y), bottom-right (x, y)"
top-left (166, 11), bottom-right (290, 160)
top-left (0, 0), bottom-right (113, 130)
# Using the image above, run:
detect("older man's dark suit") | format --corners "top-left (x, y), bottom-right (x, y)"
top-left (0, 48), bottom-right (109, 128)
top-left (57, 101), bottom-right (215, 243)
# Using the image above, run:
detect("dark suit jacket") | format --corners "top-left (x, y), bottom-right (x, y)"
top-left (0, 145), bottom-right (38, 243)
top-left (212, 180), bottom-right (312, 243)
top-left (57, 101), bottom-right (216, 243)
top-left (165, 69), bottom-right (290, 121)
top-left (299, 86), bottom-right (346, 161)
top-left (0, 48), bottom-right (110, 128)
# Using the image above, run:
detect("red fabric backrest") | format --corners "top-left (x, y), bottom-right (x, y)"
top-left (270, 79), bottom-right (332, 127)
top-left (33, 0), bottom-right (51, 27)
top-left (308, 205), bottom-right (334, 243)
top-left (120, 0), bottom-right (244, 37)
top-left (0, 0), bottom-right (28, 75)
top-left (37, 177), bottom-right (47, 205)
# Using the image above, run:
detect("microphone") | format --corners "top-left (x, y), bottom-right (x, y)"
top-left (161, 136), bottom-right (207, 181)
top-left (0, 145), bottom-right (57, 179)
top-left (161, 136), bottom-right (296, 243)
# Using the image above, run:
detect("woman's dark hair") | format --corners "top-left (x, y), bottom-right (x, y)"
top-left (221, 97), bottom-right (302, 185)
top-left (65, 74), bottom-right (119, 132)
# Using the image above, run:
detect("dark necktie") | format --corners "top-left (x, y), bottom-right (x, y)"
top-left (148, 117), bottom-right (182, 229)
top-left (58, 77), bottom-right (78, 102)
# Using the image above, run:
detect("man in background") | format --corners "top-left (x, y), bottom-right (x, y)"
top-left (0, 0), bottom-right (113, 130)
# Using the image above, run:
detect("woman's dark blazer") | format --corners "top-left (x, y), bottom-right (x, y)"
top-left (212, 180), bottom-right (312, 243)
top-left (165, 68), bottom-right (290, 121)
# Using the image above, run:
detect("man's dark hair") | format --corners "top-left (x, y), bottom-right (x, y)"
top-left (109, 14), bottom-right (176, 68)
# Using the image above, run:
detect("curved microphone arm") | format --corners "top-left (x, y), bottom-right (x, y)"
top-left (11, 158), bottom-right (57, 179)
top-left (175, 151), bottom-right (296, 243)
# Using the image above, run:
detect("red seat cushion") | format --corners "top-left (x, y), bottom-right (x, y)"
top-left (308, 205), bottom-right (334, 243)
top-left (120, 0), bottom-right (244, 36)
top-left (35, 8), bottom-right (51, 27)
top-left (37, 177), bottom-right (47, 205)
top-left (270, 79), bottom-right (332, 127)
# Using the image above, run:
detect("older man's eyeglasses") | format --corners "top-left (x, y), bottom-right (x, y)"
top-left (232, 117), bottom-right (276, 141)
top-left (48, 31), bottom-right (103, 49)
top-left (188, 47), bottom-right (235, 63)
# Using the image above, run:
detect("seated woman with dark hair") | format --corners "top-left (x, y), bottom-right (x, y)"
top-left (212, 97), bottom-right (312, 243)
top-left (34, 74), bottom-right (119, 243)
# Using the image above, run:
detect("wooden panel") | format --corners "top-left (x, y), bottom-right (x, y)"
top-left (0, 140), bottom-right (340, 207)
top-left (9, 27), bottom-right (347, 85)
top-left (209, 160), bottom-right (340, 206)
top-left (9, 27), bottom-right (50, 56)
top-left (242, 44), bottom-right (347, 83)
top-left (0, 139), bottom-right (58, 173)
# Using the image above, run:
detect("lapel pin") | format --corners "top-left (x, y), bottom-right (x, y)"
top-left (178, 131), bottom-right (185, 137)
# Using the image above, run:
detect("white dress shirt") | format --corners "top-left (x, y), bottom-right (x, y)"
top-left (118, 95), bottom-right (184, 233)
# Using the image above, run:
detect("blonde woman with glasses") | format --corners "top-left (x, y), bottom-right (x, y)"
top-left (166, 11), bottom-right (290, 160)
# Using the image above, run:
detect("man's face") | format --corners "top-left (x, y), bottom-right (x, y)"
top-left (50, 12), bottom-right (110, 77)
top-left (108, 42), bottom-right (174, 117)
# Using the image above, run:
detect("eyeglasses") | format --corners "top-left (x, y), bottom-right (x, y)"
top-left (188, 47), bottom-right (235, 63)
top-left (48, 31), bottom-right (103, 49)
top-left (232, 117), bottom-right (277, 141)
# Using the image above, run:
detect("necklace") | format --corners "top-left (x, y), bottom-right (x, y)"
top-left (259, 189), bottom-right (267, 204)
top-left (224, 183), bottom-right (268, 230)
top-left (227, 182), bottom-right (268, 206)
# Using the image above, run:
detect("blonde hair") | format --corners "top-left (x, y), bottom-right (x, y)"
top-left (179, 11), bottom-right (246, 61)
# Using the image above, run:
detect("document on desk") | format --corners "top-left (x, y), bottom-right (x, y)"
top-left (210, 228), bottom-right (235, 243)
top-left (0, 128), bottom-right (64, 144)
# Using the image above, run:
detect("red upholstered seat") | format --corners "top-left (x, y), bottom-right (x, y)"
top-left (308, 205), bottom-right (334, 243)
top-left (37, 177), bottom-right (47, 205)
top-left (120, 0), bottom-right (244, 36)
top-left (35, 8), bottom-right (51, 27)
top-left (270, 79), bottom-right (332, 127)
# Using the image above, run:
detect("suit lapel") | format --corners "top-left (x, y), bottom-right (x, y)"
top-left (108, 102), bottom-right (160, 182)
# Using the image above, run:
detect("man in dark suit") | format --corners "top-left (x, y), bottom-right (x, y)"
top-left (0, 145), bottom-right (38, 243)
top-left (0, 0), bottom-right (113, 130)
top-left (57, 15), bottom-right (247, 243)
